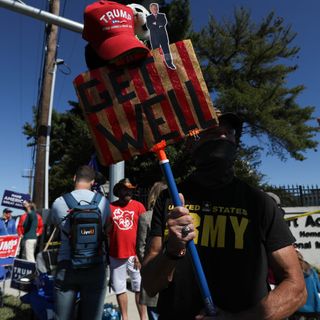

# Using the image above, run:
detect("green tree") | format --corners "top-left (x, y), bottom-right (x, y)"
top-left (26, 4), bottom-right (319, 197)
top-left (23, 1), bottom-right (191, 198)
top-left (191, 8), bottom-right (318, 163)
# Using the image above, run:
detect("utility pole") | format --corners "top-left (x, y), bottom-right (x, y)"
top-left (33, 0), bottom-right (60, 210)
top-left (22, 168), bottom-right (34, 197)
top-left (0, 0), bottom-right (125, 203)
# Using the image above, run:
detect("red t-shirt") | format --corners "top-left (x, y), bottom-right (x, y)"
top-left (109, 199), bottom-right (146, 259)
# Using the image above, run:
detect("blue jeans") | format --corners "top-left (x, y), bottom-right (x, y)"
top-left (147, 306), bottom-right (159, 320)
top-left (54, 260), bottom-right (107, 320)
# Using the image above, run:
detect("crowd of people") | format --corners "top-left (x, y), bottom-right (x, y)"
top-left (48, 110), bottom-right (312, 320)
top-left (2, 110), bottom-right (320, 320)
top-left (0, 200), bottom-right (44, 262)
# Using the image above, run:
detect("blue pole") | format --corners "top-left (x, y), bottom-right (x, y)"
top-left (159, 157), bottom-right (217, 316)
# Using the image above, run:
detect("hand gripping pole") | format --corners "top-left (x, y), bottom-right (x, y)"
top-left (151, 140), bottom-right (217, 316)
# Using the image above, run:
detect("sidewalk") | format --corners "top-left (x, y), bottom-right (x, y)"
top-left (2, 279), bottom-right (141, 320)
top-left (106, 290), bottom-right (140, 320)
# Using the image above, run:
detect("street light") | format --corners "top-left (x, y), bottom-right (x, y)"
top-left (44, 58), bottom-right (64, 210)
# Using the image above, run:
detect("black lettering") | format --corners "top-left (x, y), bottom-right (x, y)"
top-left (185, 80), bottom-right (215, 129)
top-left (167, 89), bottom-right (196, 134)
top-left (109, 69), bottom-right (136, 103)
top-left (138, 56), bottom-right (156, 95)
top-left (287, 219), bottom-right (299, 228)
top-left (140, 95), bottom-right (179, 142)
top-left (305, 216), bottom-right (316, 227)
top-left (96, 104), bottom-right (144, 151)
top-left (77, 79), bottom-right (113, 114)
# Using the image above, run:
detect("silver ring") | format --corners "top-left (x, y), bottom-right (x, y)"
top-left (181, 225), bottom-right (191, 237)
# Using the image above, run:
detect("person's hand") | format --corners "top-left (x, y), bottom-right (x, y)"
top-left (133, 256), bottom-right (141, 270)
top-left (195, 309), bottom-right (231, 320)
top-left (195, 308), bottom-right (220, 320)
top-left (166, 194), bottom-right (195, 257)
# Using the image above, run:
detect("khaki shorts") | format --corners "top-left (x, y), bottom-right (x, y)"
top-left (109, 256), bottom-right (141, 294)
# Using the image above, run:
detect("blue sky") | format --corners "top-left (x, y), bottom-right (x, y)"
top-left (0, 0), bottom-right (319, 215)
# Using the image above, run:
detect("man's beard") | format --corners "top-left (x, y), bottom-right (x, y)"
top-left (191, 139), bottom-right (237, 188)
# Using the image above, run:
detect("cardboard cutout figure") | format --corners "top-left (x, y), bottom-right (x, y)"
top-left (146, 3), bottom-right (176, 70)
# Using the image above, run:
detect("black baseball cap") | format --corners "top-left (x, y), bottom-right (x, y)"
top-left (215, 109), bottom-right (243, 143)
top-left (113, 178), bottom-right (136, 197)
top-left (3, 208), bottom-right (13, 214)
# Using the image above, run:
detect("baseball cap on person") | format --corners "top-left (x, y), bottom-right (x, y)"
top-left (82, 1), bottom-right (150, 62)
top-left (3, 208), bottom-right (13, 214)
top-left (214, 108), bottom-right (243, 131)
top-left (113, 178), bottom-right (136, 197)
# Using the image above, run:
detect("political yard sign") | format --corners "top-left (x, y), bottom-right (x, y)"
top-left (74, 40), bottom-right (218, 166)
top-left (10, 258), bottom-right (36, 291)
top-left (1, 190), bottom-right (30, 210)
top-left (0, 235), bottom-right (20, 259)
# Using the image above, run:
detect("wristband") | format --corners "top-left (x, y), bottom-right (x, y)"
top-left (162, 241), bottom-right (186, 260)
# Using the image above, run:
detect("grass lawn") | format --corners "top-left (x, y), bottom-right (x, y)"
top-left (0, 295), bottom-right (33, 320)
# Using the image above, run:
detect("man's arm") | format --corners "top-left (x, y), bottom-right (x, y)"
top-left (260, 245), bottom-right (306, 319)
top-left (146, 15), bottom-right (155, 30)
top-left (17, 214), bottom-right (25, 236)
top-left (141, 235), bottom-right (176, 296)
top-left (136, 213), bottom-right (149, 262)
top-left (196, 245), bottom-right (306, 320)
top-left (141, 198), bottom-right (195, 297)
top-left (36, 214), bottom-right (44, 236)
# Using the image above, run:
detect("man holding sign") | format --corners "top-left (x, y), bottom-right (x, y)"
top-left (74, 16), bottom-right (305, 316)
top-left (142, 112), bottom-right (307, 319)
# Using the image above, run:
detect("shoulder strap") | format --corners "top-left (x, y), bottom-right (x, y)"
top-left (62, 193), bottom-right (79, 209)
top-left (90, 192), bottom-right (103, 206)
top-left (91, 193), bottom-right (111, 219)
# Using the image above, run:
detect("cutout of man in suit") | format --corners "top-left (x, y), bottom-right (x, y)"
top-left (146, 3), bottom-right (176, 70)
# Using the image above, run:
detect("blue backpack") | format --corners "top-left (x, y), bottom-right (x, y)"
top-left (63, 192), bottom-right (107, 269)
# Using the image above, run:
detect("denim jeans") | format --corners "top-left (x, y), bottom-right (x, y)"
top-left (54, 260), bottom-right (107, 320)
top-left (147, 306), bottom-right (159, 320)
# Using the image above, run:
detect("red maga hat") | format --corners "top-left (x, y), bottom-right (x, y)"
top-left (82, 0), bottom-right (149, 62)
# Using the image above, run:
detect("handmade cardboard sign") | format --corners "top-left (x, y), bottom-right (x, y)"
top-left (74, 39), bottom-right (217, 166)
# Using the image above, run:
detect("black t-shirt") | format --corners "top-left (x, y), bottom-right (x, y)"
top-left (150, 177), bottom-right (295, 319)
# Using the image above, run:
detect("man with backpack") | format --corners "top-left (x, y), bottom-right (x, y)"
top-left (51, 165), bottom-right (110, 320)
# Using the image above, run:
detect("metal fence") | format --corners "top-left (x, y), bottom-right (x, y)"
top-left (134, 185), bottom-right (320, 208)
top-left (269, 185), bottom-right (320, 207)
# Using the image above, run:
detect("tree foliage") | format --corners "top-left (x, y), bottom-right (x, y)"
top-left (191, 8), bottom-right (318, 161)
top-left (24, 3), bottom-right (319, 199)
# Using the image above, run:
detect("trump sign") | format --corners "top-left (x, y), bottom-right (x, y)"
top-left (0, 235), bottom-right (20, 259)
top-left (1, 190), bottom-right (31, 210)
top-left (74, 40), bottom-right (218, 165)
